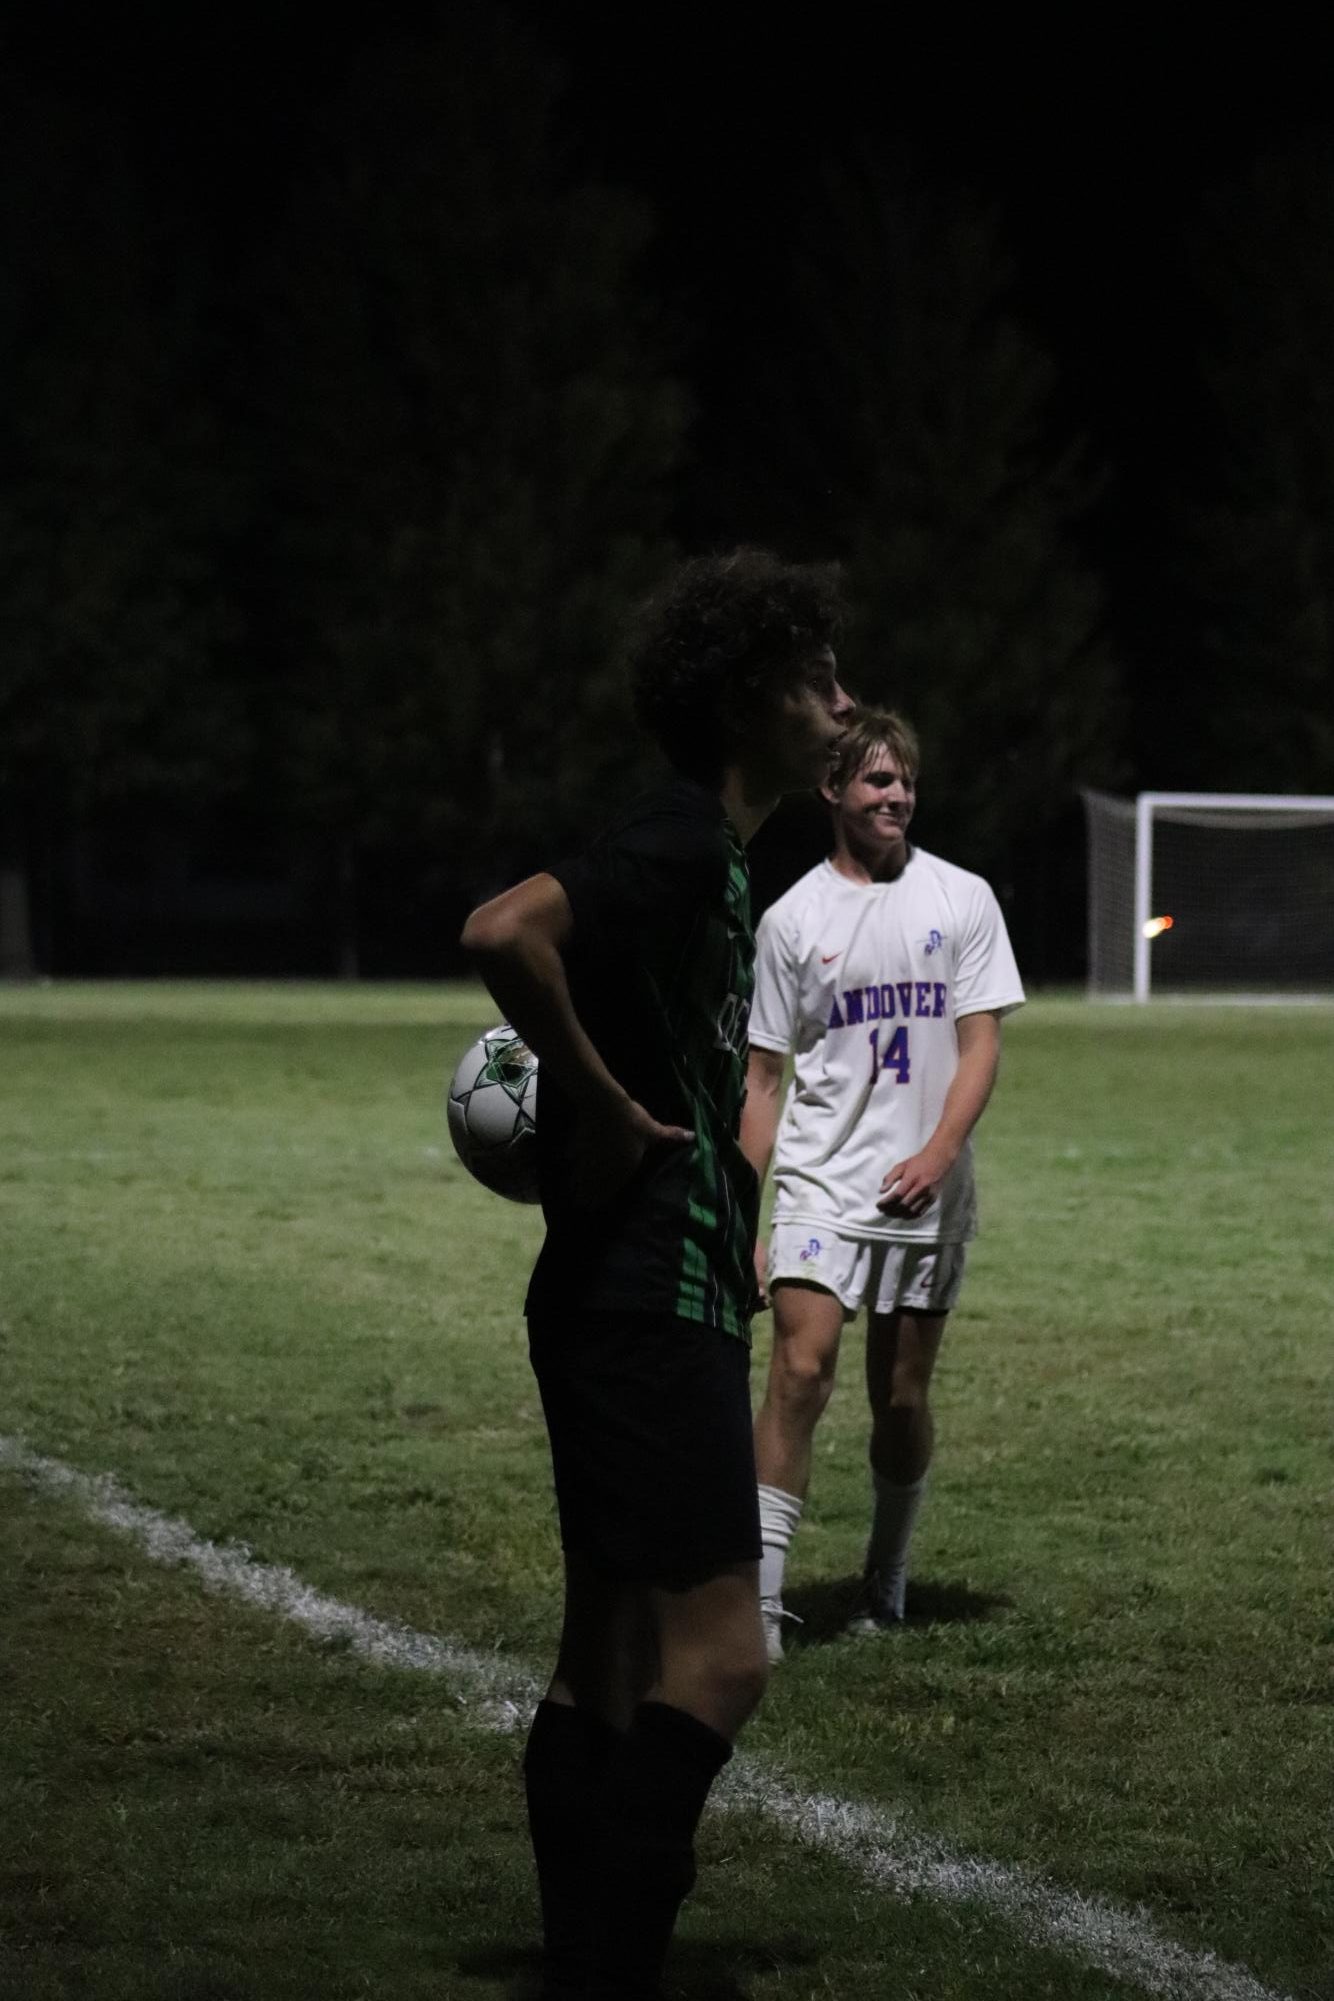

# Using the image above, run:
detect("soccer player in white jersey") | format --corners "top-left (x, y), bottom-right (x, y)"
top-left (741, 706), bottom-right (1025, 1661)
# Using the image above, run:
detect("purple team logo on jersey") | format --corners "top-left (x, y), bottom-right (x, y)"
top-left (798, 1237), bottom-right (822, 1262)
top-left (923, 928), bottom-right (945, 955)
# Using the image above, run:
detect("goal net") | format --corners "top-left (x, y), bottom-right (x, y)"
top-left (1082, 790), bottom-right (1334, 999)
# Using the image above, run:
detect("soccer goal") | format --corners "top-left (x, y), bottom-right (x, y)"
top-left (1082, 790), bottom-right (1334, 1000)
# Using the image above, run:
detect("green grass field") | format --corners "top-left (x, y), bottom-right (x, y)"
top-left (2, 983), bottom-right (1332, 2001)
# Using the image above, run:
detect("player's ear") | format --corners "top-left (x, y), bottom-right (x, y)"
top-left (819, 779), bottom-right (842, 808)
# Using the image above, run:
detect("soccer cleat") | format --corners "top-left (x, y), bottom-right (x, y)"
top-left (761, 1595), bottom-right (803, 1664)
top-left (843, 1567), bottom-right (906, 1636)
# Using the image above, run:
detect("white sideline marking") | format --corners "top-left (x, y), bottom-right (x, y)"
top-left (0, 1435), bottom-right (539, 1734)
top-left (3, 1435), bottom-right (1291, 2001)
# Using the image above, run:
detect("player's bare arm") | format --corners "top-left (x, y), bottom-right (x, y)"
top-left (462, 873), bottom-right (693, 1202)
top-left (877, 1009), bottom-right (1003, 1219)
top-left (739, 1045), bottom-right (784, 1182)
top-left (740, 1044), bottom-right (786, 1308)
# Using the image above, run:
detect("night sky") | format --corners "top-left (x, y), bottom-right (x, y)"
top-left (16, 3), bottom-right (1331, 513)
top-left (13, 2), bottom-right (1331, 575)
top-left (6, 2), bottom-right (1333, 976)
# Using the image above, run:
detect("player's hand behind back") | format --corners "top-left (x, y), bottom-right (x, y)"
top-left (569, 1094), bottom-right (694, 1208)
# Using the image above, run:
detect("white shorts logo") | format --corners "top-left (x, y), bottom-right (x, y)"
top-left (770, 1223), bottom-right (967, 1314)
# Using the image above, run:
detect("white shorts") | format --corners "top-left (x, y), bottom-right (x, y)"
top-left (768, 1221), bottom-right (967, 1317)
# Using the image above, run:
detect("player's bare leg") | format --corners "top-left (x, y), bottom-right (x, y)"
top-left (571, 1564), bottom-right (765, 2000)
top-left (752, 1281), bottom-right (845, 1657)
top-left (649, 1560), bottom-right (768, 1739)
top-left (548, 1551), bottom-right (658, 1727)
top-left (526, 1555), bottom-right (657, 1997)
top-left (753, 1280), bottom-right (847, 1495)
top-left (849, 1306), bottom-right (947, 1630)
top-left (866, 1304), bottom-right (945, 1483)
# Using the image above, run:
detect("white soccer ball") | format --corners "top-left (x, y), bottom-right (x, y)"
top-left (446, 1024), bottom-right (540, 1204)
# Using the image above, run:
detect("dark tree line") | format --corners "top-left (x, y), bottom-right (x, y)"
top-left (1, 13), bottom-right (1331, 978)
top-left (0, 87), bottom-right (247, 974)
top-left (257, 20), bottom-right (686, 973)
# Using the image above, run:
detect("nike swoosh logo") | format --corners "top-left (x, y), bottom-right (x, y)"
top-left (821, 952), bottom-right (841, 964)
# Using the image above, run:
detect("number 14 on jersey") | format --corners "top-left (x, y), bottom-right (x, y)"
top-left (868, 1025), bottom-right (910, 1083)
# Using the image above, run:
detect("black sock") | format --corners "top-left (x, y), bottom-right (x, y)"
top-left (523, 1698), bottom-right (622, 1997)
top-left (588, 1701), bottom-right (733, 2001)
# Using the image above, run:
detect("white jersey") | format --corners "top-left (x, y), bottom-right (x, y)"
top-left (748, 850), bottom-right (1025, 1244)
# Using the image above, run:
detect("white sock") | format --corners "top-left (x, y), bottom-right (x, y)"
top-left (865, 1472), bottom-right (928, 1618)
top-left (757, 1484), bottom-right (803, 1606)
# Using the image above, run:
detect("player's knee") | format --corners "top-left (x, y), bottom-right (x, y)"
top-left (888, 1361), bottom-right (932, 1412)
top-left (661, 1617), bottom-right (770, 1734)
top-left (700, 1644), bottom-right (769, 1732)
top-left (877, 1397), bottom-right (927, 1448)
top-left (772, 1340), bottom-right (838, 1415)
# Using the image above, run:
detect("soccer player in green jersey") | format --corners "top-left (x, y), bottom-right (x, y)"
top-left (462, 548), bottom-right (852, 2000)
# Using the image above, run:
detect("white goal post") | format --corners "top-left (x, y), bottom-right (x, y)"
top-left (1082, 790), bottom-right (1334, 1000)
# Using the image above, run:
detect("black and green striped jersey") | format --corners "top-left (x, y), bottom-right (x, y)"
top-left (524, 778), bottom-right (760, 1341)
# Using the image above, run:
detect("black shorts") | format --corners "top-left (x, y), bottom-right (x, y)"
top-left (527, 1310), bottom-right (761, 1591)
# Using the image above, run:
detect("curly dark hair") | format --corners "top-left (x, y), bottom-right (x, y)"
top-left (629, 548), bottom-right (848, 782)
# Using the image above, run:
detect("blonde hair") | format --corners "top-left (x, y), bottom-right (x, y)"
top-left (826, 705), bottom-right (920, 795)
